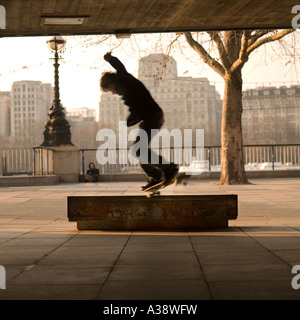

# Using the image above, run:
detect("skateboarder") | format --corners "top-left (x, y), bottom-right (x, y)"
top-left (101, 52), bottom-right (178, 191)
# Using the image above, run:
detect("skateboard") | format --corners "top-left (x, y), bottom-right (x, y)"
top-left (144, 172), bottom-right (191, 198)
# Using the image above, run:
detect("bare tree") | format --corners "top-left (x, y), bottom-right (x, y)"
top-left (180, 30), bottom-right (295, 184)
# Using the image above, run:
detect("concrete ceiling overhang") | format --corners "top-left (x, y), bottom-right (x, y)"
top-left (0, 0), bottom-right (297, 37)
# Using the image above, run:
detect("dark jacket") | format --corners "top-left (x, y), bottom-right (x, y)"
top-left (108, 56), bottom-right (163, 126)
top-left (87, 168), bottom-right (99, 176)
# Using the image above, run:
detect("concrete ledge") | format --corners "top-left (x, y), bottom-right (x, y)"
top-left (68, 194), bottom-right (238, 230)
top-left (0, 175), bottom-right (59, 187)
top-left (245, 169), bottom-right (300, 179)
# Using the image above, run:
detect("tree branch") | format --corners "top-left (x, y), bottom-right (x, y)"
top-left (165, 33), bottom-right (181, 56)
top-left (230, 31), bottom-right (251, 73)
top-left (248, 30), bottom-right (270, 46)
top-left (207, 31), bottom-right (231, 70)
top-left (247, 29), bottom-right (295, 56)
top-left (183, 32), bottom-right (225, 78)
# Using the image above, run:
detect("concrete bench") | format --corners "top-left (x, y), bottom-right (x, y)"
top-left (67, 195), bottom-right (238, 230)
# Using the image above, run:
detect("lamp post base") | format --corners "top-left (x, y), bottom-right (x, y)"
top-left (41, 104), bottom-right (73, 147)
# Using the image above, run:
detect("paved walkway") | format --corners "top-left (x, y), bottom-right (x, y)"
top-left (0, 178), bottom-right (300, 300)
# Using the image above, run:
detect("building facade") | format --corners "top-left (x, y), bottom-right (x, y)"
top-left (242, 85), bottom-right (300, 144)
top-left (67, 107), bottom-right (96, 121)
top-left (99, 54), bottom-right (222, 146)
top-left (0, 91), bottom-right (11, 138)
top-left (66, 107), bottom-right (98, 149)
top-left (10, 80), bottom-right (53, 146)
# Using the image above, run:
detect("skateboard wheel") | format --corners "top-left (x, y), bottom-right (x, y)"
top-left (146, 191), bottom-right (160, 198)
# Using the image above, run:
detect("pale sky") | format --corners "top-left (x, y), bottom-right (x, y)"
top-left (0, 32), bottom-right (299, 119)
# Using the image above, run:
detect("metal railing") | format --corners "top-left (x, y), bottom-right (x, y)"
top-left (0, 148), bottom-right (34, 176)
top-left (79, 144), bottom-right (300, 175)
top-left (0, 148), bottom-right (54, 176)
top-left (1, 144), bottom-right (300, 176)
top-left (32, 147), bottom-right (54, 175)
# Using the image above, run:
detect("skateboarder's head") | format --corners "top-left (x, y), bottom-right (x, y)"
top-left (100, 72), bottom-right (119, 94)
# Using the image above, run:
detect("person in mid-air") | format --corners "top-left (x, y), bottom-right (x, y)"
top-left (100, 52), bottom-right (178, 191)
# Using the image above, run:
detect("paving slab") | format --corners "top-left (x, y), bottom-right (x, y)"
top-left (97, 279), bottom-right (211, 300)
top-left (209, 280), bottom-right (299, 300)
top-left (107, 263), bottom-right (204, 281)
top-left (117, 251), bottom-right (199, 265)
top-left (0, 284), bottom-right (101, 300)
top-left (10, 266), bottom-right (111, 285)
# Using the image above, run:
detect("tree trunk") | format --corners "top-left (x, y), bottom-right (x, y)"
top-left (219, 69), bottom-right (248, 185)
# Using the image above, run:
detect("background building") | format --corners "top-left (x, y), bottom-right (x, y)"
top-left (67, 107), bottom-right (96, 120)
top-left (242, 85), bottom-right (300, 144)
top-left (0, 91), bottom-right (11, 138)
top-left (66, 107), bottom-right (98, 149)
top-left (99, 54), bottom-right (222, 146)
top-left (10, 80), bottom-right (53, 146)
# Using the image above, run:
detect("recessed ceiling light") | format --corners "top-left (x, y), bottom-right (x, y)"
top-left (115, 33), bottom-right (131, 39)
top-left (115, 29), bottom-right (131, 39)
top-left (42, 17), bottom-right (88, 26)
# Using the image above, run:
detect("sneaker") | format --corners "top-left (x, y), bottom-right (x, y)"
top-left (163, 164), bottom-right (179, 181)
top-left (141, 173), bottom-right (165, 192)
top-left (140, 179), bottom-right (151, 191)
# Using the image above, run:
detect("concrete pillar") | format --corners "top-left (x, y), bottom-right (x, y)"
top-left (51, 146), bottom-right (80, 183)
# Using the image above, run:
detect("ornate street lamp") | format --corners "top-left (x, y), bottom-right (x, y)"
top-left (41, 36), bottom-right (72, 146)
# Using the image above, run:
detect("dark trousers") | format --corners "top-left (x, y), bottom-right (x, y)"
top-left (132, 113), bottom-right (176, 181)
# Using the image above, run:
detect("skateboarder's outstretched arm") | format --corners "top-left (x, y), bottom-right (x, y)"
top-left (104, 52), bottom-right (127, 75)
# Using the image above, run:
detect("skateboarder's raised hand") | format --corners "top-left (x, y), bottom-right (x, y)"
top-left (104, 52), bottom-right (112, 62)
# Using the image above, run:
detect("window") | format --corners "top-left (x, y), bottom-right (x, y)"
top-left (286, 89), bottom-right (295, 95)
top-left (287, 107), bottom-right (295, 114)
